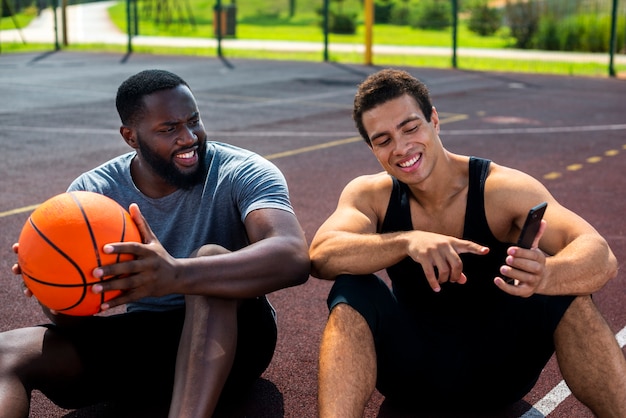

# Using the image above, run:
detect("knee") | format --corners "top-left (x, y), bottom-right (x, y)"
top-left (185, 294), bottom-right (238, 314)
top-left (563, 295), bottom-right (598, 323)
top-left (190, 244), bottom-right (231, 258)
top-left (557, 295), bottom-right (608, 340)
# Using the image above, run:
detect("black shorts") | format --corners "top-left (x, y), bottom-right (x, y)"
top-left (327, 274), bottom-right (575, 410)
top-left (39, 296), bottom-right (277, 410)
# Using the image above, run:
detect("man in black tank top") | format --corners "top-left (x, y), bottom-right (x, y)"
top-left (310, 69), bottom-right (625, 416)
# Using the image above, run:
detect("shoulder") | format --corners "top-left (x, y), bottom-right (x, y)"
top-left (208, 142), bottom-right (281, 173)
top-left (339, 172), bottom-right (394, 216)
top-left (485, 162), bottom-right (548, 200)
top-left (68, 153), bottom-right (134, 192)
top-left (483, 161), bottom-right (555, 239)
top-left (342, 172), bottom-right (394, 197)
top-left (207, 141), bottom-right (265, 163)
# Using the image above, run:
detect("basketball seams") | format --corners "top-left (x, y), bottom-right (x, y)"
top-left (115, 206), bottom-right (128, 264)
top-left (26, 218), bottom-right (88, 287)
top-left (70, 192), bottom-right (103, 270)
top-left (25, 217), bottom-right (89, 312)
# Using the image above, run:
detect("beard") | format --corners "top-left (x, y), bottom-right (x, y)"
top-left (138, 137), bottom-right (207, 190)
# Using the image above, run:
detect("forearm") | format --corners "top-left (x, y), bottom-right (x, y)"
top-left (542, 234), bottom-right (618, 295)
top-left (176, 236), bottom-right (310, 298)
top-left (310, 231), bottom-right (409, 280)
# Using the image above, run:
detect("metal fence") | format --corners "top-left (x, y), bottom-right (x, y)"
top-left (0, 0), bottom-right (624, 77)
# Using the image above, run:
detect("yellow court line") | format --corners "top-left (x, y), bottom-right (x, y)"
top-left (0, 204), bottom-right (40, 218)
top-left (264, 136), bottom-right (361, 160)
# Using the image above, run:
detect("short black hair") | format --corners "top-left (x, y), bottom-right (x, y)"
top-left (115, 69), bottom-right (189, 126)
top-left (353, 69), bottom-right (433, 145)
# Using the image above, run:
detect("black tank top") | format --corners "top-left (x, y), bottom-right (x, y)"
top-left (380, 157), bottom-right (513, 317)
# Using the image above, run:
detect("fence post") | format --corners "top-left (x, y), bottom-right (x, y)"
top-left (323, 0), bottom-right (328, 62)
top-left (608, 0), bottom-right (618, 77)
top-left (451, 0), bottom-right (458, 68)
top-left (126, 0), bottom-right (133, 53)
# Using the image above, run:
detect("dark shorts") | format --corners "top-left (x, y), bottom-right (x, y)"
top-left (39, 296), bottom-right (277, 410)
top-left (327, 274), bottom-right (575, 410)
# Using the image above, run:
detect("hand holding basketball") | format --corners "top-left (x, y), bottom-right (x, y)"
top-left (17, 191), bottom-right (141, 316)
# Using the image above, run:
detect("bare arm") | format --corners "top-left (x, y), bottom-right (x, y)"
top-left (93, 204), bottom-right (310, 309)
top-left (310, 174), bottom-right (488, 291)
top-left (487, 165), bottom-right (618, 297)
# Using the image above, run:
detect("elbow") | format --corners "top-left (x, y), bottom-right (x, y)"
top-left (309, 238), bottom-right (342, 280)
top-left (606, 251), bottom-right (619, 282)
top-left (310, 253), bottom-right (335, 281)
top-left (308, 244), bottom-right (322, 279)
top-left (288, 245), bottom-right (311, 287)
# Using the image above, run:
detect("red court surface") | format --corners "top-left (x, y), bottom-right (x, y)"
top-left (0, 51), bottom-right (624, 417)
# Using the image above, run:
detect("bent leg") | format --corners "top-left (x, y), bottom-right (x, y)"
top-left (169, 244), bottom-right (239, 418)
top-left (318, 303), bottom-right (377, 418)
top-left (169, 294), bottom-right (238, 418)
top-left (554, 295), bottom-right (626, 418)
top-left (0, 326), bottom-right (82, 418)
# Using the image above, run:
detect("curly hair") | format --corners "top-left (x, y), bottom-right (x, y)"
top-left (353, 69), bottom-right (433, 145)
top-left (115, 69), bottom-right (189, 126)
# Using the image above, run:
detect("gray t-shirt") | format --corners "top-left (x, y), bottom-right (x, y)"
top-left (67, 141), bottom-right (294, 312)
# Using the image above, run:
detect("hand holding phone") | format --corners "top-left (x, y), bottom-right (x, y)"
top-left (505, 202), bottom-right (548, 285)
top-left (517, 202), bottom-right (547, 249)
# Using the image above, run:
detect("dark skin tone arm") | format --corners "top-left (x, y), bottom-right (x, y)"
top-left (13, 203), bottom-right (310, 314)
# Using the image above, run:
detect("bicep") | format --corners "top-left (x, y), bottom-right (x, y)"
top-left (541, 203), bottom-right (601, 255)
top-left (486, 165), bottom-right (600, 252)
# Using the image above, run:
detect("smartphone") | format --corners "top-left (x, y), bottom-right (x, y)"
top-left (517, 202), bottom-right (548, 249)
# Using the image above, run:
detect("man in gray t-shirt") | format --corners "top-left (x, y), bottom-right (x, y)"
top-left (5, 69), bottom-right (310, 417)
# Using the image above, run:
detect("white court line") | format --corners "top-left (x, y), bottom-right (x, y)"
top-left (521, 325), bottom-right (626, 418)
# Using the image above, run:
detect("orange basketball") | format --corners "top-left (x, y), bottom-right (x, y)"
top-left (17, 191), bottom-right (141, 316)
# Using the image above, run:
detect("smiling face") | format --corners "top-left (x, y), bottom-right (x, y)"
top-left (363, 94), bottom-right (441, 185)
top-left (123, 85), bottom-right (208, 197)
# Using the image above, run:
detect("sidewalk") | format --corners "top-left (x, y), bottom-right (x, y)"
top-left (1, 1), bottom-right (624, 65)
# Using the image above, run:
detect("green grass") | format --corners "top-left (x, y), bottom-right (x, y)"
top-left (2, 1), bottom-right (624, 78)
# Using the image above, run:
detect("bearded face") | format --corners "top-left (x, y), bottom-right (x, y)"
top-left (137, 134), bottom-right (207, 190)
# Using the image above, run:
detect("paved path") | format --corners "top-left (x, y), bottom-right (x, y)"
top-left (1, 1), bottom-right (624, 64)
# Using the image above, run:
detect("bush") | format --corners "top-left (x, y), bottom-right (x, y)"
top-left (389, 3), bottom-right (411, 26)
top-left (375, 0), bottom-right (394, 23)
top-left (554, 17), bottom-right (584, 51)
top-left (467, 0), bottom-right (502, 37)
top-left (532, 15), bottom-right (559, 50)
top-left (578, 15), bottom-right (610, 53)
top-left (504, 0), bottom-right (540, 49)
top-left (327, 11), bottom-right (357, 34)
top-left (531, 13), bottom-right (624, 53)
top-left (411, 0), bottom-right (451, 30)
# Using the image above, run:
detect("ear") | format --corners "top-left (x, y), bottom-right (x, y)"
top-left (120, 126), bottom-right (139, 149)
top-left (431, 106), bottom-right (440, 133)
